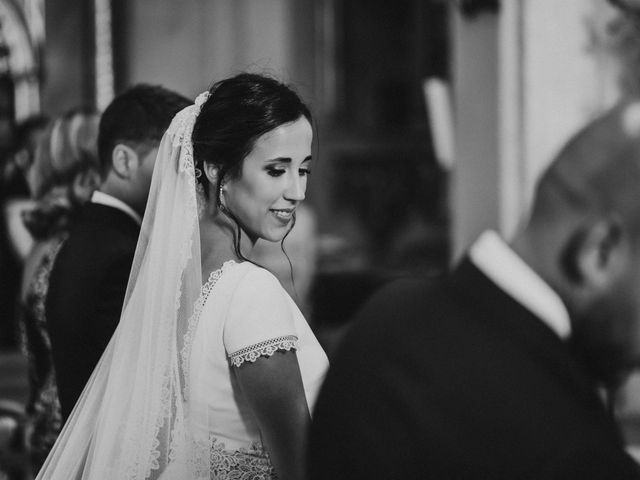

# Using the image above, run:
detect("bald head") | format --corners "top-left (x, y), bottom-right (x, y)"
top-left (514, 99), bottom-right (640, 385)
top-left (530, 100), bottom-right (640, 233)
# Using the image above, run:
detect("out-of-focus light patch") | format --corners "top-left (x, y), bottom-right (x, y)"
top-left (24, 0), bottom-right (45, 48)
top-left (95, 0), bottom-right (113, 111)
top-left (423, 78), bottom-right (454, 171)
top-left (622, 102), bottom-right (640, 137)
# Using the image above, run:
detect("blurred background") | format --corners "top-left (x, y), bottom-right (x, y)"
top-left (3, 0), bottom-right (640, 475)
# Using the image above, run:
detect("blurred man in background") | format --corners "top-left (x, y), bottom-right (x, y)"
top-left (46, 85), bottom-right (189, 420)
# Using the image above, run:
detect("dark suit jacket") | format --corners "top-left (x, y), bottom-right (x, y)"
top-left (309, 259), bottom-right (640, 479)
top-left (46, 202), bottom-right (139, 420)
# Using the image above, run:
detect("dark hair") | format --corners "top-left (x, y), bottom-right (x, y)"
top-left (97, 84), bottom-right (190, 177)
top-left (191, 73), bottom-right (312, 262)
top-left (192, 73), bottom-right (312, 193)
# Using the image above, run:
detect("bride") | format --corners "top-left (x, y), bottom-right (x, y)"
top-left (36, 73), bottom-right (329, 479)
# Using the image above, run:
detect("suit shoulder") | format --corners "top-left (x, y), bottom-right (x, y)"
top-left (334, 274), bottom-right (445, 352)
top-left (62, 217), bottom-right (137, 257)
top-left (51, 222), bottom-right (137, 289)
top-left (354, 274), bottom-right (442, 321)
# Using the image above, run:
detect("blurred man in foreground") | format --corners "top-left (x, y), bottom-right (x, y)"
top-left (310, 101), bottom-right (640, 479)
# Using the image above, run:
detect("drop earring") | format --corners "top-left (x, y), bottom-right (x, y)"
top-left (217, 180), bottom-right (233, 217)
top-left (217, 181), bottom-right (225, 205)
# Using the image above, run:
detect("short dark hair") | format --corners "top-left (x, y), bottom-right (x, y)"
top-left (97, 84), bottom-right (190, 176)
top-left (192, 73), bottom-right (312, 193)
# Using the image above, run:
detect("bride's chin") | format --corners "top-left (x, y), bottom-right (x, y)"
top-left (259, 230), bottom-right (288, 243)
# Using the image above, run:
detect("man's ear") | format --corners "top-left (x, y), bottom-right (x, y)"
top-left (570, 218), bottom-right (627, 290)
top-left (111, 144), bottom-right (140, 179)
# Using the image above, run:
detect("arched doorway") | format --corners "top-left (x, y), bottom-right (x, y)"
top-left (0, 0), bottom-right (42, 123)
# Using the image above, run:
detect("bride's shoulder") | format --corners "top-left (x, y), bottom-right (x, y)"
top-left (230, 262), bottom-right (284, 296)
top-left (238, 262), bottom-right (280, 284)
top-left (207, 261), bottom-right (278, 295)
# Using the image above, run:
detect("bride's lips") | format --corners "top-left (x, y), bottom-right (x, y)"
top-left (270, 208), bottom-right (295, 222)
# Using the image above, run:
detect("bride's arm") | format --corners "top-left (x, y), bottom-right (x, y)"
top-left (234, 350), bottom-right (310, 480)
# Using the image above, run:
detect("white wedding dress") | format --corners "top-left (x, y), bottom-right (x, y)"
top-left (184, 260), bottom-right (328, 478)
top-left (36, 92), bottom-right (327, 480)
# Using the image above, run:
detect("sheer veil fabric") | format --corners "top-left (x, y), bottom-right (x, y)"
top-left (37, 93), bottom-right (214, 479)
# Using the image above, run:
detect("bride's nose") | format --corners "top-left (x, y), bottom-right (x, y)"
top-left (283, 174), bottom-right (306, 202)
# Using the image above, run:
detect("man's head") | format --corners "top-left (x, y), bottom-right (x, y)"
top-left (98, 84), bottom-right (190, 214)
top-left (517, 100), bottom-right (640, 386)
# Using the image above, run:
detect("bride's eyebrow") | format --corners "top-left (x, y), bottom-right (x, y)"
top-left (265, 155), bottom-right (312, 163)
top-left (265, 157), bottom-right (291, 163)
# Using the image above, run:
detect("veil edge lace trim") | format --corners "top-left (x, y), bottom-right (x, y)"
top-left (181, 260), bottom-right (236, 400)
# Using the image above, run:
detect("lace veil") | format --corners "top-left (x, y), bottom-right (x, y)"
top-left (37, 92), bottom-right (213, 479)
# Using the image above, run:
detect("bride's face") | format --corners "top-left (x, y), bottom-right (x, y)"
top-left (221, 116), bottom-right (313, 243)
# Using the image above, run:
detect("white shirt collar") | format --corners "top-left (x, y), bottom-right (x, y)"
top-left (91, 190), bottom-right (142, 226)
top-left (468, 230), bottom-right (571, 339)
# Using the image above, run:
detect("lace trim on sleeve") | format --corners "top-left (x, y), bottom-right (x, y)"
top-left (228, 335), bottom-right (298, 367)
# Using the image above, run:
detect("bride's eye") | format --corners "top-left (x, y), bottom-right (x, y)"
top-left (299, 168), bottom-right (311, 177)
top-left (266, 167), bottom-right (286, 177)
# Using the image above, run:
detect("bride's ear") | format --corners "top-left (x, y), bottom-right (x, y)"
top-left (203, 162), bottom-right (218, 185)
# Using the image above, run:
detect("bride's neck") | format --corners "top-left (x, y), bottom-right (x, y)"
top-left (199, 213), bottom-right (254, 273)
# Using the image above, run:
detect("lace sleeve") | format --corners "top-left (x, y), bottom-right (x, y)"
top-left (228, 335), bottom-right (298, 367)
top-left (223, 267), bottom-right (298, 360)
